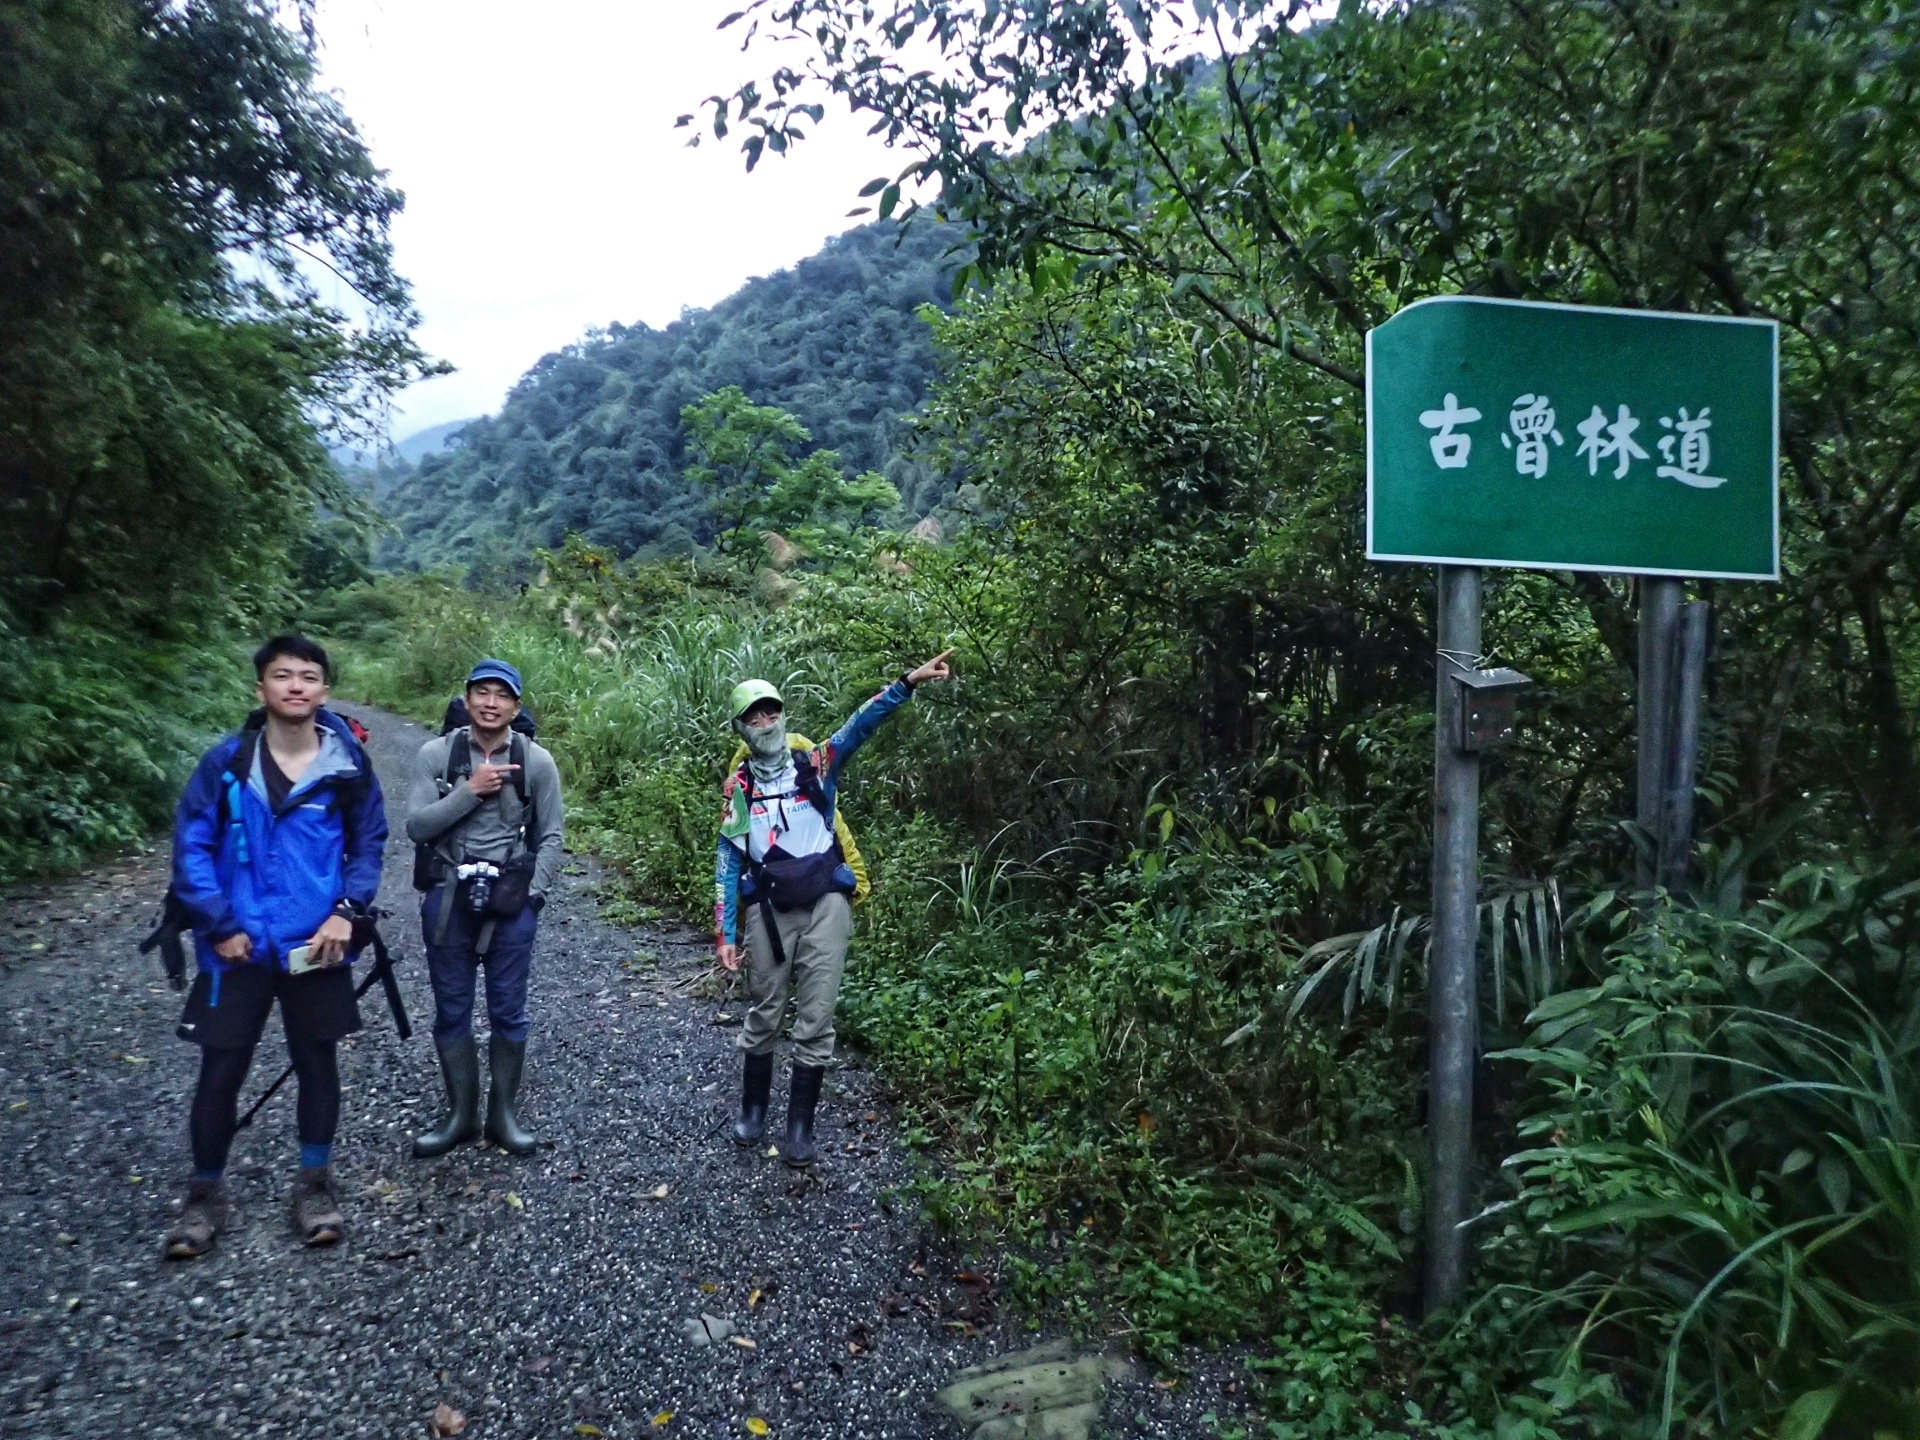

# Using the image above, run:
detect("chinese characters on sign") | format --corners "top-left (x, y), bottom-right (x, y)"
top-left (1417, 393), bottom-right (1724, 488)
top-left (1368, 295), bottom-right (1777, 580)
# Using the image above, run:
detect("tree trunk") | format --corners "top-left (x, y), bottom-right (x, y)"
top-left (1850, 582), bottom-right (1919, 834)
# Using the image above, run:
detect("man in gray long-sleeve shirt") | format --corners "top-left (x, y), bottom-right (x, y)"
top-left (406, 658), bottom-right (564, 1159)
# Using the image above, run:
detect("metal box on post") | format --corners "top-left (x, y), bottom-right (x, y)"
top-left (1452, 667), bottom-right (1531, 753)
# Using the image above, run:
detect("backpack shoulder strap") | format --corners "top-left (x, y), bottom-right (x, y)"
top-left (509, 732), bottom-right (529, 807)
top-left (444, 727), bottom-right (473, 787)
top-left (792, 747), bottom-right (832, 820)
top-left (509, 733), bottom-right (534, 850)
top-left (218, 727), bottom-right (261, 865)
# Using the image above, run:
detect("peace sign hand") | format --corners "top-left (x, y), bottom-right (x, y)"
top-left (907, 649), bottom-right (955, 686)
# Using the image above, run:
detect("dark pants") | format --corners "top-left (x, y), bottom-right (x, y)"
top-left (177, 963), bottom-right (358, 1174)
top-left (189, 1035), bottom-right (339, 1174)
top-left (422, 889), bottom-right (538, 1045)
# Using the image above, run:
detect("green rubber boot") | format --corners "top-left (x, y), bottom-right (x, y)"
top-left (412, 1035), bottom-right (482, 1159)
top-left (486, 1035), bottom-right (537, 1156)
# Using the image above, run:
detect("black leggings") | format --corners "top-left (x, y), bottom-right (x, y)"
top-left (189, 1034), bottom-right (340, 1174)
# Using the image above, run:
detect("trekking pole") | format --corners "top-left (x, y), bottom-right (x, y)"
top-left (234, 924), bottom-right (411, 1132)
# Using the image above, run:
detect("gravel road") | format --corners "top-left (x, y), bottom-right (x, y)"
top-left (0, 703), bottom-right (1249, 1439)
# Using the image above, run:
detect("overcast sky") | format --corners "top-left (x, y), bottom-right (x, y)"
top-left (313, 1), bottom-right (913, 438)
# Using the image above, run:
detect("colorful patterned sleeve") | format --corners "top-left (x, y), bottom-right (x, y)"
top-left (819, 678), bottom-right (913, 786)
top-left (715, 836), bottom-right (743, 946)
top-left (715, 770), bottom-right (750, 945)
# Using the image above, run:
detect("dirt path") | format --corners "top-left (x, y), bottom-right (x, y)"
top-left (0, 703), bottom-right (1233, 1439)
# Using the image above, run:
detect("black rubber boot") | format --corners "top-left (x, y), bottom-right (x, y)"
top-left (732, 1051), bottom-right (774, 1147)
top-left (486, 1035), bottom-right (537, 1156)
top-left (782, 1063), bottom-right (825, 1168)
top-left (412, 1035), bottom-right (482, 1159)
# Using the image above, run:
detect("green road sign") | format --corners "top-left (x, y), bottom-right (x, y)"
top-left (1366, 297), bottom-right (1778, 580)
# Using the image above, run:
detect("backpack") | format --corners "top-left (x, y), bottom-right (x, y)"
top-left (440, 695), bottom-right (537, 738)
top-left (410, 725), bottom-right (533, 892)
top-left (727, 733), bottom-right (870, 904)
top-left (140, 710), bottom-right (374, 988)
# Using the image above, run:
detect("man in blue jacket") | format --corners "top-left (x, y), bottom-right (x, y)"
top-left (162, 635), bottom-right (387, 1259)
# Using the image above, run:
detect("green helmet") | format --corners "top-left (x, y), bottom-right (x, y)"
top-left (727, 678), bottom-right (783, 721)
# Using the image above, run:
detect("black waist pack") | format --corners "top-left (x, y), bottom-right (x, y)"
top-left (750, 843), bottom-right (854, 914)
top-left (485, 851), bottom-right (538, 916)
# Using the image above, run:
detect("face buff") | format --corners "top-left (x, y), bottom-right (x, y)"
top-left (735, 714), bottom-right (790, 783)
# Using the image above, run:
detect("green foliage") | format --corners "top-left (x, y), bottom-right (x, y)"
top-left (0, 0), bottom-right (431, 878)
top-left (374, 220), bottom-right (962, 573)
top-left (301, 3), bottom-right (1920, 1433)
top-left (681, 385), bottom-right (901, 549)
top-left (1482, 880), bottom-right (1920, 1435)
top-left (714, 0), bottom-right (1920, 850)
top-left (0, 615), bottom-right (250, 881)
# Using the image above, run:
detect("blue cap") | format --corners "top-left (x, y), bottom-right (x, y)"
top-left (466, 658), bottom-right (523, 698)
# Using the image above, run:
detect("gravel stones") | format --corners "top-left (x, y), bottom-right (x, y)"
top-left (0, 702), bottom-right (1257, 1438)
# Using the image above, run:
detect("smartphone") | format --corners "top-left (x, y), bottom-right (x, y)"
top-left (286, 944), bottom-right (316, 975)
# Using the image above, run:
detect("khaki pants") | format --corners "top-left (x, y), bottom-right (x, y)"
top-left (738, 892), bottom-right (852, 1068)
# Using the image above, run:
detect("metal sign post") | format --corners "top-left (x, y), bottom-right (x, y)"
top-left (1365, 295), bottom-right (1779, 1313)
top-left (1426, 564), bottom-right (1483, 1309)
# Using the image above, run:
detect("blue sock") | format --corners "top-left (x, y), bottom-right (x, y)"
top-left (299, 1142), bottom-right (332, 1170)
top-left (192, 1168), bottom-right (224, 1183)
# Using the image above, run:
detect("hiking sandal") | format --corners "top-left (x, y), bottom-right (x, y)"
top-left (162, 1177), bottom-right (228, 1261)
top-left (289, 1167), bottom-right (344, 1247)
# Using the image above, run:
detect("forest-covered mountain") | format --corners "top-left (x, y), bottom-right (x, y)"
top-left (376, 220), bottom-right (963, 571)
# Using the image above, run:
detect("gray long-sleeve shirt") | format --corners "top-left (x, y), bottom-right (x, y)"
top-left (407, 730), bottom-right (565, 901)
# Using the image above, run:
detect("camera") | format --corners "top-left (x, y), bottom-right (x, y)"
top-left (456, 859), bottom-right (502, 914)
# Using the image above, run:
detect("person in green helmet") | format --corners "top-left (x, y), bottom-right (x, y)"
top-left (715, 651), bottom-right (953, 1165)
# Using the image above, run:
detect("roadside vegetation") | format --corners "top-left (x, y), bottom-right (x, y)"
top-left (11, 0), bottom-right (1920, 1433)
top-left (0, 0), bottom-right (434, 880)
top-left (320, 4), bottom-right (1920, 1429)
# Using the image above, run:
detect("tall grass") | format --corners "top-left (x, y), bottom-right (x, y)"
top-left (1479, 882), bottom-right (1920, 1436)
top-left (0, 610), bottom-right (250, 880)
top-left (325, 575), bottom-right (853, 908)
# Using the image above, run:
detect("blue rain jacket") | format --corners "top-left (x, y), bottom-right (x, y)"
top-left (170, 709), bottom-right (387, 981)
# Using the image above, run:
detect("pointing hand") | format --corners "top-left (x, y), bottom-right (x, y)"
top-left (467, 762), bottom-right (520, 798)
top-left (907, 649), bottom-right (954, 686)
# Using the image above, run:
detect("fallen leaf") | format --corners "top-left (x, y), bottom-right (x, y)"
top-left (575, 1427), bottom-right (604, 1437)
top-left (765, 1145), bottom-right (779, 1159)
top-left (748, 1288), bottom-right (762, 1309)
top-left (651, 1412), bottom-right (673, 1428)
top-left (429, 1402), bottom-right (467, 1436)
top-left (1153, 1377), bottom-right (1179, 1391)
top-left (746, 1421), bottom-right (771, 1437)
top-left (698, 1282), bottom-right (718, 1294)
top-left (505, 1192), bottom-right (524, 1211)
top-left (10, 1100), bottom-right (30, 1111)
top-left (730, 1335), bottom-right (757, 1349)
top-left (127, 1175), bottom-right (143, 1186)
top-left (649, 1183), bottom-right (670, 1200)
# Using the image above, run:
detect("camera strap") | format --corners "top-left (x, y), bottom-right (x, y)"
top-left (433, 871), bottom-right (459, 944)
